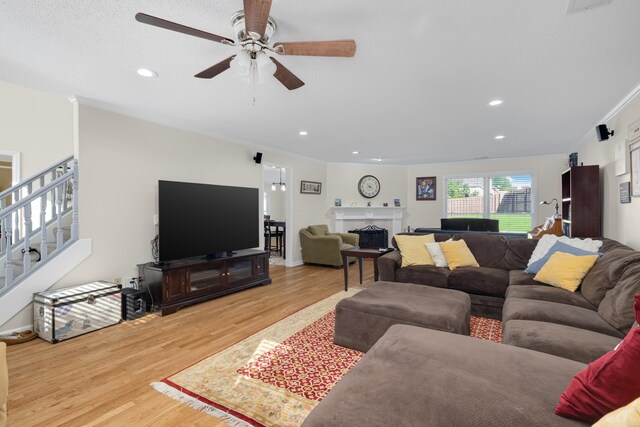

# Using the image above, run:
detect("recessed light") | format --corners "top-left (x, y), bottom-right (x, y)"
top-left (298, 131), bottom-right (308, 136)
top-left (352, 151), bottom-right (359, 155)
top-left (137, 68), bottom-right (158, 78)
top-left (494, 135), bottom-right (505, 140)
top-left (373, 158), bottom-right (383, 162)
top-left (488, 99), bottom-right (503, 106)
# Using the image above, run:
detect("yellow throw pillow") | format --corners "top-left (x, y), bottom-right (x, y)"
top-left (593, 396), bottom-right (640, 427)
top-left (395, 234), bottom-right (436, 267)
top-left (533, 252), bottom-right (598, 292)
top-left (439, 240), bottom-right (479, 270)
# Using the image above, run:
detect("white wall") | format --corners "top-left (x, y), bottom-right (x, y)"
top-left (325, 163), bottom-right (407, 208)
top-left (575, 92), bottom-right (640, 249)
top-left (405, 155), bottom-right (567, 230)
top-left (0, 102), bottom-right (328, 330)
top-left (0, 81), bottom-right (74, 176)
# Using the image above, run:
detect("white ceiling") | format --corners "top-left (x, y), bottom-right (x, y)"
top-left (1, 0), bottom-right (640, 165)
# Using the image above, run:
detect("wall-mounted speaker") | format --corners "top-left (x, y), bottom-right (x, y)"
top-left (596, 124), bottom-right (614, 142)
top-left (253, 152), bottom-right (263, 164)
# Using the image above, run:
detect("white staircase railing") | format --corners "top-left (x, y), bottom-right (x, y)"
top-left (0, 156), bottom-right (78, 295)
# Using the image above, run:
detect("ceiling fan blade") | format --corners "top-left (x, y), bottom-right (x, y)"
top-left (194, 56), bottom-right (236, 79)
top-left (273, 40), bottom-right (356, 57)
top-left (243, 0), bottom-right (273, 39)
top-left (135, 13), bottom-right (234, 45)
top-left (271, 58), bottom-right (305, 90)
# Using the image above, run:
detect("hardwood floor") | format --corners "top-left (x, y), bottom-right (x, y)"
top-left (6, 261), bottom-right (375, 426)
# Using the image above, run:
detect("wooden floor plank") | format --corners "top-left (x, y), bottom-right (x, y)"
top-left (6, 261), bottom-right (376, 426)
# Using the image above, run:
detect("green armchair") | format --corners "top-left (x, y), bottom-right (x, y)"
top-left (299, 224), bottom-right (360, 267)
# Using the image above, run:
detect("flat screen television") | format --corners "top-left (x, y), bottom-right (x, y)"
top-left (158, 180), bottom-right (259, 262)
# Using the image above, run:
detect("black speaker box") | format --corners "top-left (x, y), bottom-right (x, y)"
top-left (253, 152), bottom-right (263, 164)
top-left (121, 288), bottom-right (147, 320)
top-left (596, 124), bottom-right (613, 141)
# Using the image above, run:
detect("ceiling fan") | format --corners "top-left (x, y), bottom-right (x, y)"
top-left (135, 0), bottom-right (356, 90)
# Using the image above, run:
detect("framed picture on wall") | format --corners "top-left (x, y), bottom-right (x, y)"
top-left (416, 176), bottom-right (436, 200)
top-left (300, 180), bottom-right (322, 194)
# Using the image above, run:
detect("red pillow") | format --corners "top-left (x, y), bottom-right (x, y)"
top-left (555, 295), bottom-right (640, 422)
top-left (635, 294), bottom-right (640, 324)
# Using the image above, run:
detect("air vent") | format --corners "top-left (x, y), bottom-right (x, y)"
top-left (566, 0), bottom-right (612, 14)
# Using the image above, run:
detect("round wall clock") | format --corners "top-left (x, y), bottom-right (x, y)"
top-left (358, 175), bottom-right (381, 199)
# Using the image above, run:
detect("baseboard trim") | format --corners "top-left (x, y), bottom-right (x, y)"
top-left (286, 259), bottom-right (304, 267)
top-left (0, 324), bottom-right (34, 336)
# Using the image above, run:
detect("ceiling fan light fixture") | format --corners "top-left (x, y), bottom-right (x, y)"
top-left (255, 51), bottom-right (276, 83)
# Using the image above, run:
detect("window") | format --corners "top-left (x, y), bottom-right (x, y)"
top-left (444, 173), bottom-right (534, 232)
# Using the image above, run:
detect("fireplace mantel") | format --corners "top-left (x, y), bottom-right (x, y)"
top-left (331, 207), bottom-right (404, 236)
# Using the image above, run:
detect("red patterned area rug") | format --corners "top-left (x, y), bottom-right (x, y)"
top-left (152, 291), bottom-right (502, 427)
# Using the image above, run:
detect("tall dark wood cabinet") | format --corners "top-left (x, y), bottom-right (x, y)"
top-left (138, 249), bottom-right (271, 316)
top-left (561, 165), bottom-right (601, 238)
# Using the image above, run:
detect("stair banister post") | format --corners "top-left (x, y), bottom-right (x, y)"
top-left (62, 162), bottom-right (69, 212)
top-left (40, 178), bottom-right (48, 261)
top-left (55, 183), bottom-right (64, 249)
top-left (71, 160), bottom-right (79, 241)
top-left (13, 189), bottom-right (20, 240)
top-left (22, 202), bottom-right (32, 273)
top-left (4, 216), bottom-right (13, 287)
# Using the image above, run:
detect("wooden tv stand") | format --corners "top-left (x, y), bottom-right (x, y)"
top-left (138, 249), bottom-right (271, 316)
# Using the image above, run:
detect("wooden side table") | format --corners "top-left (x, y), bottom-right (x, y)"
top-left (340, 247), bottom-right (394, 291)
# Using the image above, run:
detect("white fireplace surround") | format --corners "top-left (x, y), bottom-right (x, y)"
top-left (331, 207), bottom-right (405, 240)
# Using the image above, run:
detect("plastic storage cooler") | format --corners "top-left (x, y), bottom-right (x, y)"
top-left (34, 281), bottom-right (122, 343)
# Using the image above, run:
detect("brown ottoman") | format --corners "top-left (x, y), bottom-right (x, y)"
top-left (334, 281), bottom-right (471, 352)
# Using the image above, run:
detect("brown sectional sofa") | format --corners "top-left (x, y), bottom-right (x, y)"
top-left (378, 232), bottom-right (640, 363)
top-left (303, 232), bottom-right (640, 426)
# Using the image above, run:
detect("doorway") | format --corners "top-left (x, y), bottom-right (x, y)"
top-left (0, 150), bottom-right (20, 207)
top-left (262, 163), bottom-right (292, 267)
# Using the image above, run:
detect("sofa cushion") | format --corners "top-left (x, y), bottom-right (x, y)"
top-left (509, 270), bottom-right (540, 287)
top-left (506, 285), bottom-right (596, 310)
top-left (592, 397), bottom-right (640, 427)
top-left (524, 241), bottom-right (602, 275)
top-left (580, 247), bottom-right (640, 307)
top-left (533, 252), bottom-right (599, 292)
top-left (439, 240), bottom-right (479, 270)
top-left (307, 224), bottom-right (329, 236)
top-left (390, 232), bottom-right (451, 249)
top-left (503, 320), bottom-right (620, 363)
top-left (555, 326), bottom-right (640, 423)
top-left (505, 238), bottom-right (538, 270)
top-left (448, 267), bottom-right (509, 297)
top-left (395, 264), bottom-right (450, 288)
top-left (303, 325), bottom-right (588, 427)
top-left (425, 242), bottom-right (449, 267)
top-left (597, 263), bottom-right (640, 332)
top-left (502, 298), bottom-right (624, 338)
top-left (394, 234), bottom-right (435, 267)
top-left (453, 233), bottom-right (508, 269)
top-left (527, 235), bottom-right (603, 267)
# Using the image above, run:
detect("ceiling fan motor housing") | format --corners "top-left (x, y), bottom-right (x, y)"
top-left (231, 11), bottom-right (277, 44)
